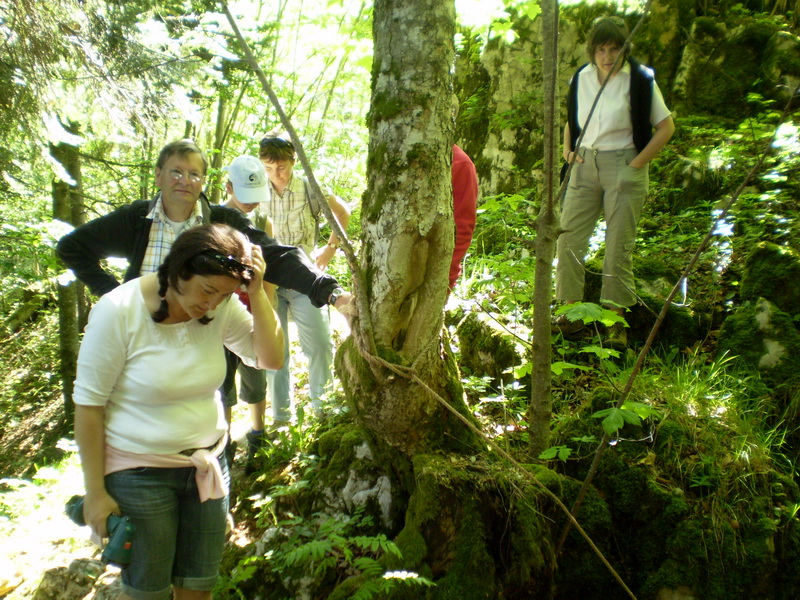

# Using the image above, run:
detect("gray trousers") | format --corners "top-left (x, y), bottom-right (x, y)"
top-left (555, 147), bottom-right (648, 308)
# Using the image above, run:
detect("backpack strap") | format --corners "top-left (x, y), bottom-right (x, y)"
top-left (566, 63), bottom-right (589, 151)
top-left (302, 177), bottom-right (322, 220)
top-left (628, 57), bottom-right (655, 154)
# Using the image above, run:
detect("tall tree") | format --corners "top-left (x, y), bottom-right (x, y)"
top-left (338, 0), bottom-right (479, 457)
top-left (51, 121), bottom-right (85, 413)
top-left (528, 0), bottom-right (560, 457)
top-left (332, 0), bottom-right (555, 595)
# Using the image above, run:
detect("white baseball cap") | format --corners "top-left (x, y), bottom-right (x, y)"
top-left (224, 155), bottom-right (268, 204)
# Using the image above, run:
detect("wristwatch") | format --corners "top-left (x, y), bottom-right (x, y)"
top-left (328, 287), bottom-right (344, 306)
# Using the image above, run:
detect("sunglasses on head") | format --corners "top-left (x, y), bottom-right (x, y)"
top-left (259, 136), bottom-right (293, 149)
top-left (200, 251), bottom-right (255, 279)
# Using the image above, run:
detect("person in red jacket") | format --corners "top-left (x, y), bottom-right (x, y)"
top-left (450, 144), bottom-right (478, 290)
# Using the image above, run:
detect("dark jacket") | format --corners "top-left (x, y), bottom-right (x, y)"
top-left (56, 193), bottom-right (339, 307)
top-left (566, 56), bottom-right (655, 154)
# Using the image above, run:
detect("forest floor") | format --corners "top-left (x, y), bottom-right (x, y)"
top-left (0, 401), bottom-right (267, 599)
top-left (0, 313), bottom-right (350, 598)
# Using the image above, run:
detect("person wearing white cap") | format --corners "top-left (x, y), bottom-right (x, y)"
top-left (224, 155), bottom-right (270, 207)
top-left (220, 155), bottom-right (275, 472)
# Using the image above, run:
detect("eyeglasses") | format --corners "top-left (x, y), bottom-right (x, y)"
top-left (168, 169), bottom-right (205, 184)
top-left (201, 251), bottom-right (255, 279)
top-left (259, 137), bottom-right (293, 149)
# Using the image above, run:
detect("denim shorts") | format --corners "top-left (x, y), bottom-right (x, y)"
top-left (105, 457), bottom-right (230, 600)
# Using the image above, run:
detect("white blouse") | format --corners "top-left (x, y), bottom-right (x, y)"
top-left (575, 62), bottom-right (672, 151)
top-left (74, 277), bottom-right (259, 455)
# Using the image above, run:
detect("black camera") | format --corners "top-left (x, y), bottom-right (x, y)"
top-left (65, 494), bottom-right (134, 567)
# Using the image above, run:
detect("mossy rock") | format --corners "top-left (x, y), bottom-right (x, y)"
top-left (673, 17), bottom-right (777, 118)
top-left (634, 255), bottom-right (682, 283)
top-left (740, 242), bottom-right (800, 319)
top-left (579, 254), bottom-right (694, 344)
top-left (762, 30), bottom-right (800, 104)
top-left (582, 254), bottom-right (603, 305)
top-left (554, 419), bottom-right (800, 599)
top-left (623, 0), bottom-right (692, 93)
top-left (660, 155), bottom-right (724, 214)
top-left (385, 453), bottom-right (554, 599)
top-left (638, 513), bottom-right (800, 600)
top-left (312, 422), bottom-right (408, 533)
top-left (552, 477), bottom-right (619, 600)
top-left (456, 310), bottom-right (527, 383)
top-left (626, 290), bottom-right (705, 350)
top-left (774, 515), bottom-right (800, 598)
top-left (717, 297), bottom-right (800, 389)
top-left (563, 284), bottom-right (704, 350)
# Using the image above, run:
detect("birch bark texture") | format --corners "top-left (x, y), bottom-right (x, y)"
top-left (338, 0), bottom-right (480, 456)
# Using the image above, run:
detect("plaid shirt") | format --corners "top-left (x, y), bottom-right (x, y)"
top-left (140, 195), bottom-right (204, 276)
top-left (257, 175), bottom-right (318, 257)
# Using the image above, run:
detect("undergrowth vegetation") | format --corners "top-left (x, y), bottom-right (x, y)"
top-left (1, 4), bottom-right (800, 598)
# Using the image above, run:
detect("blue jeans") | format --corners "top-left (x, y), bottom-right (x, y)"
top-left (104, 458), bottom-right (230, 600)
top-left (266, 287), bottom-right (333, 421)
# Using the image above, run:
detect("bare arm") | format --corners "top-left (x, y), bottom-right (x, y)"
top-left (315, 194), bottom-right (352, 270)
top-left (562, 123), bottom-right (571, 162)
top-left (74, 404), bottom-right (119, 538)
top-left (562, 124), bottom-right (584, 164)
top-left (628, 115), bottom-right (675, 169)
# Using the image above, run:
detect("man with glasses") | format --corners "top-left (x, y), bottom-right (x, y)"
top-left (57, 138), bottom-right (348, 324)
top-left (256, 135), bottom-right (351, 426)
top-left (59, 138), bottom-right (351, 479)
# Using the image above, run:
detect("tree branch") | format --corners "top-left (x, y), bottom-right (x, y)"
top-left (221, 1), bottom-right (376, 356)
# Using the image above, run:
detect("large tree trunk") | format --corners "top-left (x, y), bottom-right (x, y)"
top-left (332, 1), bottom-right (555, 596)
top-left (51, 121), bottom-right (85, 415)
top-left (338, 0), bottom-right (480, 458)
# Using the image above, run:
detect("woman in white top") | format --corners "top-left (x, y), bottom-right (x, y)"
top-left (555, 16), bottom-right (675, 342)
top-left (73, 223), bottom-right (283, 600)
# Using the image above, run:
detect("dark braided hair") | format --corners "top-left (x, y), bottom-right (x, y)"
top-left (151, 264), bottom-right (172, 323)
top-left (151, 223), bottom-right (254, 324)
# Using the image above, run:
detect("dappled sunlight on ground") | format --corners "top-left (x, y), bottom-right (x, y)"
top-left (1, 451), bottom-right (100, 598)
top-left (0, 308), bottom-right (354, 597)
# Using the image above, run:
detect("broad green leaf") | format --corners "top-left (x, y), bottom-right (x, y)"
top-left (593, 407), bottom-right (642, 435)
top-left (513, 362), bottom-right (532, 378)
top-left (582, 345), bottom-right (621, 360)
top-left (551, 361), bottom-right (590, 376)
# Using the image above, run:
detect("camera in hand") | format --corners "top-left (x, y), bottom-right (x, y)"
top-left (65, 494), bottom-right (134, 567)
